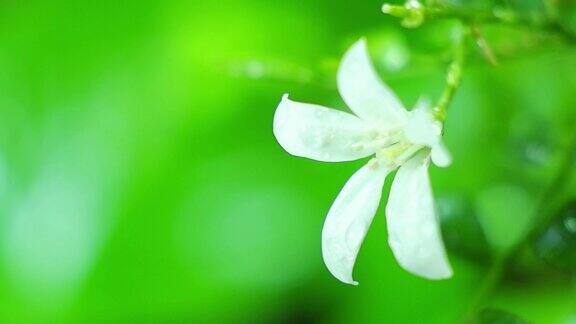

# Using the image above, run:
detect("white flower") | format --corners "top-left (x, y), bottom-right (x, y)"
top-left (273, 38), bottom-right (453, 284)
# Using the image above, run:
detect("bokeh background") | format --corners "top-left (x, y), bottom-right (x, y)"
top-left (1, 0), bottom-right (576, 322)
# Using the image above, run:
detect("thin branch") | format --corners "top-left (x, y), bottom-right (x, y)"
top-left (433, 28), bottom-right (466, 122)
top-left (382, 3), bottom-right (576, 42)
top-left (470, 24), bottom-right (499, 66)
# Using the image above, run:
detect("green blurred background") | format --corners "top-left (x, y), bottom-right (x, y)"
top-left (1, 0), bottom-right (576, 322)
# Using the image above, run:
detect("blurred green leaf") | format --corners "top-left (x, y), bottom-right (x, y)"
top-left (438, 194), bottom-right (491, 261)
top-left (533, 200), bottom-right (576, 273)
top-left (474, 308), bottom-right (531, 324)
top-left (475, 184), bottom-right (536, 252)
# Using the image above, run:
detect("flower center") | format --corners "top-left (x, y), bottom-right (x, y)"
top-left (376, 142), bottom-right (424, 169)
top-left (353, 128), bottom-right (425, 170)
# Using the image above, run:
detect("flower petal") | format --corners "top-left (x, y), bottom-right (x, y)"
top-left (322, 162), bottom-right (390, 285)
top-left (413, 97), bottom-right (431, 111)
top-left (404, 104), bottom-right (452, 167)
top-left (431, 142), bottom-right (452, 167)
top-left (385, 153), bottom-right (453, 280)
top-left (404, 104), bottom-right (442, 147)
top-left (273, 94), bottom-right (375, 162)
top-left (337, 39), bottom-right (407, 127)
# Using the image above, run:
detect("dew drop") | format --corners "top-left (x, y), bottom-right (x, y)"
top-left (415, 246), bottom-right (431, 259)
top-left (313, 134), bottom-right (327, 148)
top-left (314, 109), bottom-right (325, 118)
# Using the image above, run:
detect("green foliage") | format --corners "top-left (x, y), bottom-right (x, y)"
top-left (534, 201), bottom-right (576, 273)
top-left (475, 185), bottom-right (535, 253)
top-left (439, 194), bottom-right (491, 261)
top-left (0, 0), bottom-right (575, 323)
top-left (474, 308), bottom-right (530, 324)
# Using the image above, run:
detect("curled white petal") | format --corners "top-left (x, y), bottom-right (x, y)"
top-left (322, 162), bottom-right (389, 285)
top-left (385, 153), bottom-right (452, 280)
top-left (431, 142), bottom-right (452, 167)
top-left (413, 97), bottom-right (431, 112)
top-left (273, 94), bottom-right (375, 162)
top-left (337, 39), bottom-right (407, 127)
top-left (404, 104), bottom-right (452, 167)
top-left (404, 104), bottom-right (441, 147)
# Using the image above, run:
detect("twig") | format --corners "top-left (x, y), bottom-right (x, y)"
top-left (433, 28), bottom-right (466, 122)
top-left (470, 24), bottom-right (499, 66)
top-left (382, 3), bottom-right (576, 42)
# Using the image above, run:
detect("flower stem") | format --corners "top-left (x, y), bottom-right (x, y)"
top-left (426, 6), bottom-right (576, 42)
top-left (433, 28), bottom-right (466, 122)
top-left (382, 3), bottom-right (576, 42)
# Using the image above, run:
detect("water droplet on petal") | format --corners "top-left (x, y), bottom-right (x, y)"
top-left (314, 109), bottom-right (325, 118)
top-left (416, 245), bottom-right (431, 259)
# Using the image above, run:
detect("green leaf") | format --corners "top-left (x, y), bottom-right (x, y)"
top-left (534, 200), bottom-right (576, 273)
top-left (473, 308), bottom-right (531, 324)
top-left (438, 194), bottom-right (491, 261)
top-left (475, 185), bottom-right (535, 252)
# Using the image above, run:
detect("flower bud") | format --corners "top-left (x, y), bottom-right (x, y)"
top-left (381, 0), bottom-right (425, 28)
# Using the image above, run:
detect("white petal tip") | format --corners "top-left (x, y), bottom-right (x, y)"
top-left (334, 275), bottom-right (359, 286)
top-left (322, 164), bottom-right (389, 287)
top-left (346, 39), bottom-right (369, 62)
top-left (392, 249), bottom-right (454, 281)
top-left (434, 157), bottom-right (452, 168)
top-left (431, 273), bottom-right (453, 281)
top-left (403, 265), bottom-right (453, 281)
top-left (337, 37), bottom-right (407, 125)
top-left (386, 153), bottom-right (454, 281)
top-left (323, 263), bottom-right (360, 286)
top-left (431, 144), bottom-right (452, 168)
top-left (323, 259), bottom-right (361, 286)
top-left (427, 269), bottom-right (453, 280)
